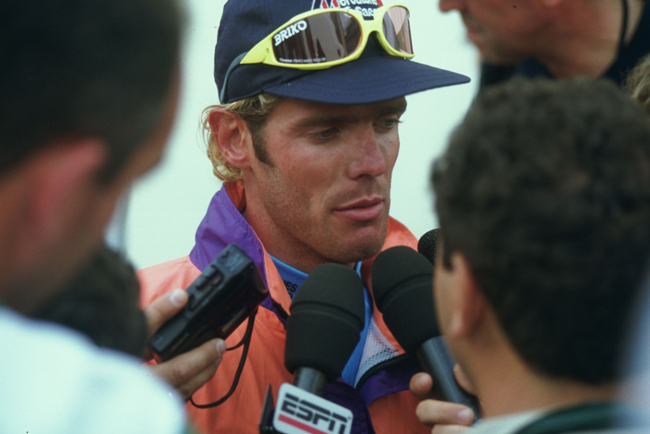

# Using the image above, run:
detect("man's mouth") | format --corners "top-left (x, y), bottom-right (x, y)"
top-left (333, 197), bottom-right (385, 222)
top-left (462, 15), bottom-right (483, 39)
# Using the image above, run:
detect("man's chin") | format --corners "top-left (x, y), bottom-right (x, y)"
top-left (339, 233), bottom-right (388, 264)
top-left (324, 217), bottom-right (389, 264)
top-left (350, 243), bottom-right (385, 264)
top-left (479, 45), bottom-right (528, 66)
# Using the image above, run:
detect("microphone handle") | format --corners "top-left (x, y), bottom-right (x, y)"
top-left (418, 337), bottom-right (481, 421)
top-left (293, 367), bottom-right (327, 396)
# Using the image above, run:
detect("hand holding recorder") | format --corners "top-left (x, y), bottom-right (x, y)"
top-left (145, 244), bottom-right (267, 400)
top-left (143, 289), bottom-right (227, 400)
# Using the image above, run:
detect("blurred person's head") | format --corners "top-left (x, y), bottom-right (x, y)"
top-left (437, 0), bottom-right (642, 79)
top-left (0, 0), bottom-right (184, 313)
top-left (438, 0), bottom-right (549, 65)
top-left (34, 245), bottom-right (148, 357)
top-left (432, 78), bottom-right (650, 413)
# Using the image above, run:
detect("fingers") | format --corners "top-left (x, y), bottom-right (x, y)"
top-left (149, 338), bottom-right (227, 401)
top-left (432, 423), bottom-right (472, 434)
top-left (411, 367), bottom-right (477, 434)
top-left (411, 364), bottom-right (475, 400)
top-left (410, 372), bottom-right (435, 400)
top-left (143, 289), bottom-right (188, 339)
top-left (171, 363), bottom-right (219, 402)
top-left (416, 399), bottom-right (475, 429)
top-left (454, 364), bottom-right (477, 396)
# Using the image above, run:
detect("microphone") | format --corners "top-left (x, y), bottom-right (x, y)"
top-left (418, 229), bottom-right (440, 265)
top-left (372, 246), bottom-right (480, 420)
top-left (285, 263), bottom-right (365, 395)
top-left (259, 263), bottom-right (364, 434)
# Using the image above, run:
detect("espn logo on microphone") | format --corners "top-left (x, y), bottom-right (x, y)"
top-left (273, 383), bottom-right (353, 434)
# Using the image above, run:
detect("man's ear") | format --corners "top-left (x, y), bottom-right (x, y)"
top-left (208, 107), bottom-right (253, 170)
top-left (446, 252), bottom-right (488, 339)
top-left (26, 139), bottom-right (107, 247)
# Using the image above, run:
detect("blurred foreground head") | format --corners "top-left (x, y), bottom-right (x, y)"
top-left (34, 245), bottom-right (148, 357)
top-left (0, 0), bottom-right (184, 313)
top-left (433, 78), bottom-right (650, 385)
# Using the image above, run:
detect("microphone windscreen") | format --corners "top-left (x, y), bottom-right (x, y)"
top-left (418, 229), bottom-right (440, 265)
top-left (372, 246), bottom-right (439, 353)
top-left (285, 263), bottom-right (365, 382)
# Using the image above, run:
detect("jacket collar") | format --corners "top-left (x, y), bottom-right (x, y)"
top-left (189, 180), bottom-right (418, 353)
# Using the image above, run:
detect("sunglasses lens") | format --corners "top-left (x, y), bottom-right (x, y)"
top-left (272, 11), bottom-right (361, 65)
top-left (382, 6), bottom-right (413, 55)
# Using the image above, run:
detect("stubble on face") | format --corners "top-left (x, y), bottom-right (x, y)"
top-left (255, 155), bottom-right (391, 269)
top-left (243, 98), bottom-right (403, 273)
top-left (451, 0), bottom-right (542, 66)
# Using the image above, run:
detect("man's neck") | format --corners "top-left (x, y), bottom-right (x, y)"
top-left (472, 349), bottom-right (617, 418)
top-left (458, 311), bottom-right (618, 419)
top-left (539, 0), bottom-right (643, 79)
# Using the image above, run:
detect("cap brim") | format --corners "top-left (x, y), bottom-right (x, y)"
top-left (264, 55), bottom-right (470, 105)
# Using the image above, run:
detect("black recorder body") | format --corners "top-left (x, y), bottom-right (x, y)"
top-left (149, 243), bottom-right (268, 362)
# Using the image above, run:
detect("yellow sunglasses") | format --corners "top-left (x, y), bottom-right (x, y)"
top-left (242, 4), bottom-right (414, 68)
top-left (220, 5), bottom-right (414, 101)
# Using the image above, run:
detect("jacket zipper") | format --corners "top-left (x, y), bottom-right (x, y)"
top-left (354, 353), bottom-right (412, 391)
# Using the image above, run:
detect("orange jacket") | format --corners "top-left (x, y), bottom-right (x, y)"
top-left (139, 181), bottom-right (428, 434)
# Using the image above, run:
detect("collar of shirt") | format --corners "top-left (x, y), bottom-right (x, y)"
top-left (269, 255), bottom-right (371, 386)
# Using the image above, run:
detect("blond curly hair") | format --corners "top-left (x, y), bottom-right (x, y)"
top-left (626, 54), bottom-right (650, 116)
top-left (202, 93), bottom-right (282, 181)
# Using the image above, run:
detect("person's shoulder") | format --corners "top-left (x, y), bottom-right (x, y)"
top-left (0, 307), bottom-right (187, 434)
top-left (137, 256), bottom-right (201, 307)
top-left (385, 216), bottom-right (418, 250)
top-left (139, 256), bottom-right (198, 278)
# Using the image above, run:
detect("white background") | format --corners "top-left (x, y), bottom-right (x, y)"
top-left (120, 0), bottom-right (480, 270)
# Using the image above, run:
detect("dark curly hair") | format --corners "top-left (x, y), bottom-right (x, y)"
top-left (34, 245), bottom-right (148, 357)
top-left (432, 78), bottom-right (650, 384)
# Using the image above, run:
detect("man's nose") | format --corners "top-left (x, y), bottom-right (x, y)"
top-left (439, 0), bottom-right (465, 13)
top-left (347, 126), bottom-right (388, 180)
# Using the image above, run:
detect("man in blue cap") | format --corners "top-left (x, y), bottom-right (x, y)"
top-left (139, 1), bottom-right (469, 433)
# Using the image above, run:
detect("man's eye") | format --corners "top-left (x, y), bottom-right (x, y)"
top-left (313, 128), bottom-right (336, 139)
top-left (379, 119), bottom-right (400, 129)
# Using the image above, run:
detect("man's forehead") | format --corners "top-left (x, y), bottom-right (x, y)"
top-left (273, 96), bottom-right (408, 121)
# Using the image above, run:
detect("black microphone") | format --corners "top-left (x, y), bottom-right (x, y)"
top-left (372, 246), bottom-right (480, 420)
top-left (418, 229), bottom-right (440, 265)
top-left (285, 263), bottom-right (365, 395)
top-left (258, 264), bottom-right (363, 434)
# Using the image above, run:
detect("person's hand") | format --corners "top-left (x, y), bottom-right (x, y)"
top-left (142, 289), bottom-right (227, 400)
top-left (410, 365), bottom-right (477, 434)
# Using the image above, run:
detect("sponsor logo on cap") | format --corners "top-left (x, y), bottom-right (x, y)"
top-left (273, 19), bottom-right (308, 46)
top-left (320, 0), bottom-right (340, 8)
top-left (313, 0), bottom-right (383, 18)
